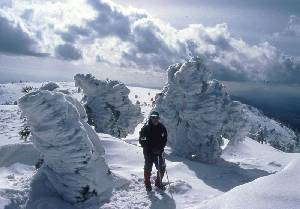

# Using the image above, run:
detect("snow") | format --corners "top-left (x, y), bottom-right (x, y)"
top-left (153, 58), bottom-right (226, 163)
top-left (124, 86), bottom-right (160, 144)
top-left (0, 197), bottom-right (10, 209)
top-left (0, 82), bottom-right (38, 105)
top-left (0, 81), bottom-right (299, 209)
top-left (74, 74), bottom-right (143, 138)
top-left (0, 143), bottom-right (39, 167)
top-left (222, 137), bottom-right (300, 173)
top-left (18, 90), bottom-right (114, 205)
top-left (0, 105), bottom-right (24, 146)
top-left (0, 82), bottom-right (80, 105)
top-left (198, 158), bottom-right (300, 209)
top-left (153, 58), bottom-right (299, 165)
top-left (0, 163), bottom-right (35, 209)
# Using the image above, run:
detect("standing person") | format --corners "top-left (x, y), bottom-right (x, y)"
top-left (139, 111), bottom-right (167, 191)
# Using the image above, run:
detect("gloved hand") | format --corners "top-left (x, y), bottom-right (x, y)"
top-left (139, 136), bottom-right (148, 147)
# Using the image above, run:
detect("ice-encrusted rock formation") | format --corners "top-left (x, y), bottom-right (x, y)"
top-left (39, 81), bottom-right (71, 95)
top-left (153, 58), bottom-right (299, 163)
top-left (153, 58), bottom-right (227, 163)
top-left (18, 90), bottom-right (113, 204)
top-left (40, 82), bottom-right (60, 91)
top-left (74, 74), bottom-right (142, 138)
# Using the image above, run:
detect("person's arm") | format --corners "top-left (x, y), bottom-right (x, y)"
top-left (139, 125), bottom-right (148, 147)
top-left (162, 126), bottom-right (167, 148)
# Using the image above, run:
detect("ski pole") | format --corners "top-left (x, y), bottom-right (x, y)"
top-left (157, 155), bottom-right (162, 185)
top-left (163, 152), bottom-right (171, 186)
top-left (162, 152), bottom-right (174, 200)
top-left (165, 166), bottom-right (171, 186)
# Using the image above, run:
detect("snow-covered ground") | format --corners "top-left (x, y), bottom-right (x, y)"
top-left (0, 82), bottom-right (300, 209)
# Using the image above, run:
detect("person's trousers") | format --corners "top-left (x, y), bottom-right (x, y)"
top-left (143, 148), bottom-right (166, 172)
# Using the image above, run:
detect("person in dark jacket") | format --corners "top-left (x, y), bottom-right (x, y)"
top-left (139, 111), bottom-right (167, 191)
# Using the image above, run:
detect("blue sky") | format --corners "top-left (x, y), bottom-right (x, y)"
top-left (0, 0), bottom-right (299, 85)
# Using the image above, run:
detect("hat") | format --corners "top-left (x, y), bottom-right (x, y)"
top-left (150, 111), bottom-right (159, 118)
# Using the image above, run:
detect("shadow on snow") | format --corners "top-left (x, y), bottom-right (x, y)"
top-left (165, 152), bottom-right (270, 192)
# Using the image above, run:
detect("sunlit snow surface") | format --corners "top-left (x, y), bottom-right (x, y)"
top-left (0, 81), bottom-right (299, 209)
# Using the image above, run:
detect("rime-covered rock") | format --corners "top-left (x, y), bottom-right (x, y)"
top-left (74, 74), bottom-right (142, 138)
top-left (18, 90), bottom-right (113, 204)
top-left (153, 58), bottom-right (227, 163)
top-left (153, 58), bottom-right (299, 163)
top-left (40, 82), bottom-right (60, 91)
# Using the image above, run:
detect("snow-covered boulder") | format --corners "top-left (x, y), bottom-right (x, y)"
top-left (40, 82), bottom-right (60, 91)
top-left (153, 58), bottom-right (299, 163)
top-left (18, 90), bottom-right (113, 204)
top-left (74, 74), bottom-right (142, 138)
top-left (153, 58), bottom-right (227, 163)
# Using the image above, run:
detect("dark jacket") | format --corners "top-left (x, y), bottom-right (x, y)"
top-left (139, 121), bottom-right (167, 152)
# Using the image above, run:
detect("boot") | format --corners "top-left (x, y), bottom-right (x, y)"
top-left (155, 170), bottom-right (165, 189)
top-left (144, 171), bottom-right (152, 191)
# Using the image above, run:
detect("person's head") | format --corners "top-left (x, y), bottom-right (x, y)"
top-left (149, 111), bottom-right (160, 126)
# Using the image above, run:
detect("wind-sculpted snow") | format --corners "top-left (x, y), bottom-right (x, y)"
top-left (18, 90), bottom-right (113, 204)
top-left (153, 58), bottom-right (299, 163)
top-left (74, 74), bottom-right (142, 138)
top-left (199, 158), bottom-right (300, 209)
top-left (153, 58), bottom-right (226, 163)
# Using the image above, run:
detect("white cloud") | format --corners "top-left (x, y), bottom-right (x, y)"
top-left (284, 15), bottom-right (300, 37)
top-left (1, 0), bottom-right (299, 84)
top-left (272, 15), bottom-right (300, 39)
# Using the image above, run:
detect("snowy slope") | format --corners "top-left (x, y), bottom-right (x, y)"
top-left (153, 58), bottom-right (299, 159)
top-left (198, 159), bottom-right (300, 209)
top-left (222, 137), bottom-right (299, 173)
top-left (0, 105), bottom-right (24, 146)
top-left (0, 82), bottom-right (300, 208)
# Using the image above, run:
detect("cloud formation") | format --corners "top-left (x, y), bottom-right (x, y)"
top-left (272, 15), bottom-right (300, 39)
top-left (0, 11), bottom-right (44, 56)
top-left (283, 15), bottom-right (300, 37)
top-left (1, 0), bottom-right (300, 84)
top-left (55, 43), bottom-right (82, 60)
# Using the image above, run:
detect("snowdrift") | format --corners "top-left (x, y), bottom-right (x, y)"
top-left (0, 143), bottom-right (39, 167)
top-left (74, 74), bottom-right (142, 138)
top-left (18, 90), bottom-right (113, 204)
top-left (153, 58), bottom-right (299, 163)
top-left (199, 158), bottom-right (300, 209)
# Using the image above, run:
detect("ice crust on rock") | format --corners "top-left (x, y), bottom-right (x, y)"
top-left (18, 90), bottom-right (113, 204)
top-left (153, 58), bottom-right (299, 163)
top-left (39, 82), bottom-right (60, 91)
top-left (74, 74), bottom-right (142, 138)
top-left (154, 58), bottom-right (227, 163)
